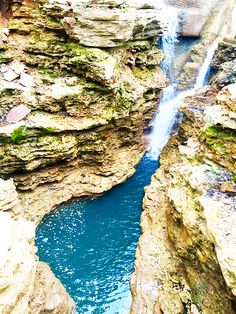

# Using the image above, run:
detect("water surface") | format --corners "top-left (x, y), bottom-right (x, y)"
top-left (36, 156), bottom-right (158, 313)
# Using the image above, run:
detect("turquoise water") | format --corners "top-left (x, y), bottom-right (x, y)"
top-left (36, 156), bottom-right (158, 313)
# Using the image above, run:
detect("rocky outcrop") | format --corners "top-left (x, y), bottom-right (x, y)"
top-left (43, 0), bottom-right (167, 47)
top-left (177, 0), bottom-right (235, 90)
top-left (211, 38), bottom-right (236, 88)
top-left (169, 0), bottom-right (220, 37)
top-left (29, 262), bottom-right (75, 314)
top-left (0, 0), bottom-right (168, 223)
top-left (131, 82), bottom-right (236, 313)
top-left (0, 178), bottom-right (75, 314)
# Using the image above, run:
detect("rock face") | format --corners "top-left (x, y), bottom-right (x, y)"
top-left (0, 0), bottom-right (168, 223)
top-left (0, 179), bottom-right (75, 314)
top-left (177, 0), bottom-right (235, 90)
top-left (44, 0), bottom-right (167, 47)
top-left (131, 79), bottom-right (236, 312)
top-left (211, 38), bottom-right (236, 88)
top-left (0, 1), bottom-right (168, 311)
top-left (168, 0), bottom-right (220, 37)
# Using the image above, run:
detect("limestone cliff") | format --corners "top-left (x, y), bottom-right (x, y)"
top-left (0, 1), bottom-right (169, 312)
top-left (0, 0), bottom-right (168, 224)
top-left (131, 40), bottom-right (236, 313)
top-left (0, 178), bottom-right (75, 314)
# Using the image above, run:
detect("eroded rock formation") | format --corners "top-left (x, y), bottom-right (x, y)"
top-left (131, 42), bottom-right (236, 313)
top-left (0, 0), bottom-right (168, 224)
top-left (0, 178), bottom-right (75, 314)
top-left (0, 0), bottom-right (168, 311)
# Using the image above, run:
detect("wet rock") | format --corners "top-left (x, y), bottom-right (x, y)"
top-left (211, 39), bottom-right (236, 88)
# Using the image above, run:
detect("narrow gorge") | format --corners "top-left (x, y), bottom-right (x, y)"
top-left (0, 0), bottom-right (235, 313)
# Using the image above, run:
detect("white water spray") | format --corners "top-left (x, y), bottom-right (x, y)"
top-left (161, 6), bottom-right (179, 78)
top-left (194, 39), bottom-right (220, 89)
top-left (232, 1), bottom-right (236, 36)
top-left (148, 36), bottom-right (219, 160)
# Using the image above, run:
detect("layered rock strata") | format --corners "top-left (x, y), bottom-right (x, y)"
top-left (0, 0), bottom-right (168, 224)
top-left (0, 0), bottom-right (170, 311)
top-left (131, 80), bottom-right (236, 312)
top-left (0, 178), bottom-right (75, 314)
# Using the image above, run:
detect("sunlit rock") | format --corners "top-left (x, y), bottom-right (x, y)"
top-left (0, 178), bottom-right (75, 314)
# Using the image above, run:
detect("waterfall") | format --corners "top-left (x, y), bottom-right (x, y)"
top-left (148, 35), bottom-right (219, 160)
top-left (161, 6), bottom-right (179, 79)
top-left (194, 39), bottom-right (220, 89)
top-left (232, 1), bottom-right (236, 36)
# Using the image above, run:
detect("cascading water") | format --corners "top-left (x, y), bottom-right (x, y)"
top-left (161, 6), bottom-right (179, 79)
top-left (232, 1), bottom-right (236, 36)
top-left (149, 31), bottom-right (220, 160)
top-left (194, 39), bottom-right (220, 89)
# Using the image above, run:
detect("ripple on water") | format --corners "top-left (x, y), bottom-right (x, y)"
top-left (36, 156), bottom-right (158, 313)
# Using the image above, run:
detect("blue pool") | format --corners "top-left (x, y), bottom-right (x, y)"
top-left (36, 156), bottom-right (158, 313)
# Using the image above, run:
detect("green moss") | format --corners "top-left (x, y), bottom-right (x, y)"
top-left (203, 126), bottom-right (236, 139)
top-left (7, 19), bottom-right (32, 35)
top-left (38, 65), bottom-right (62, 79)
top-left (232, 175), bottom-right (236, 183)
top-left (132, 66), bottom-right (155, 81)
top-left (0, 88), bottom-right (20, 97)
top-left (45, 16), bottom-right (61, 27)
top-left (11, 126), bottom-right (30, 144)
top-left (123, 40), bottom-right (152, 51)
top-left (66, 42), bottom-right (111, 63)
top-left (200, 126), bottom-right (236, 164)
top-left (41, 126), bottom-right (61, 134)
top-left (0, 53), bottom-right (12, 64)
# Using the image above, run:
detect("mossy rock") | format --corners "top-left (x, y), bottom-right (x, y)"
top-left (10, 126), bottom-right (30, 144)
top-left (0, 53), bottom-right (13, 64)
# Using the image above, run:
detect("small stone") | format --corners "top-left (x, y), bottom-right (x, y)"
top-left (19, 72), bottom-right (35, 88)
top-left (1, 28), bottom-right (9, 36)
top-left (1, 33), bottom-right (8, 43)
top-left (6, 105), bottom-right (31, 124)
top-left (11, 62), bottom-right (25, 75)
top-left (0, 65), bottom-right (9, 73)
top-left (3, 69), bottom-right (20, 82)
top-left (223, 198), bottom-right (232, 205)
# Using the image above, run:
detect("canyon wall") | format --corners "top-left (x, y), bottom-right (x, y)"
top-left (0, 178), bottom-right (75, 314)
top-left (131, 39), bottom-right (236, 314)
top-left (0, 0), bottom-right (168, 312)
top-left (0, 0), bottom-right (168, 224)
top-left (1, 0), bottom-right (235, 313)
